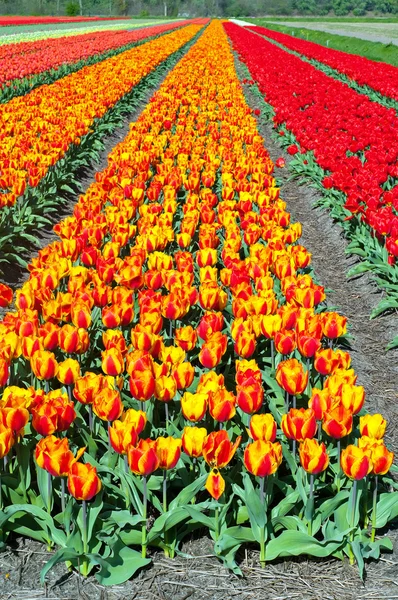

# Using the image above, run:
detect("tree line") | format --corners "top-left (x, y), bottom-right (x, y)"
top-left (0, 0), bottom-right (397, 19)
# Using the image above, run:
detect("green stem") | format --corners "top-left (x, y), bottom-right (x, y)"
top-left (336, 439), bottom-right (341, 492)
top-left (259, 477), bottom-right (268, 568)
top-left (47, 471), bottom-right (52, 514)
top-left (270, 340), bottom-right (275, 370)
top-left (215, 506), bottom-right (220, 541)
top-left (308, 473), bottom-right (314, 537)
top-left (61, 478), bottom-right (66, 514)
top-left (15, 441), bottom-right (28, 503)
top-left (142, 476), bottom-right (147, 558)
top-left (363, 476), bottom-right (369, 529)
top-left (349, 479), bottom-right (358, 565)
top-left (163, 470), bottom-right (171, 558)
top-left (371, 476), bottom-right (378, 543)
top-left (82, 500), bottom-right (88, 576)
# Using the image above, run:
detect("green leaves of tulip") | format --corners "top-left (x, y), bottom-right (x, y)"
top-left (265, 531), bottom-right (345, 561)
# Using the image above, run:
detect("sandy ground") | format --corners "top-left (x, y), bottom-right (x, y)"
top-left (267, 21), bottom-right (398, 46)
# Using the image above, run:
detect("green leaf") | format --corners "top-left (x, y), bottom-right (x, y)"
top-left (375, 492), bottom-right (398, 529)
top-left (147, 507), bottom-right (188, 543)
top-left (40, 547), bottom-right (80, 585)
top-left (92, 538), bottom-right (150, 586)
top-left (265, 530), bottom-right (344, 561)
top-left (371, 299), bottom-right (398, 319)
top-left (169, 474), bottom-right (207, 510)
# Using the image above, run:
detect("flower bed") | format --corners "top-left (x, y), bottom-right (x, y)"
top-left (0, 23), bottom-right (203, 208)
top-left (0, 16), bottom-right (131, 27)
top-left (0, 21), bottom-right (191, 88)
top-left (248, 25), bottom-right (398, 104)
top-left (0, 19), bottom-right (396, 586)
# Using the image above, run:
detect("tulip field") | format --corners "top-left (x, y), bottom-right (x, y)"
top-left (0, 17), bottom-right (398, 597)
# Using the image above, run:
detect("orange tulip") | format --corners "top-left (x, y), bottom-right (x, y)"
top-left (281, 408), bottom-right (317, 442)
top-left (109, 419), bottom-right (138, 455)
top-left (299, 439), bottom-right (329, 474)
top-left (322, 312), bottom-right (347, 339)
top-left (197, 311), bottom-right (224, 341)
top-left (172, 362), bottom-right (195, 390)
top-left (314, 348), bottom-right (341, 376)
top-left (57, 358), bottom-right (81, 386)
top-left (341, 445), bottom-right (372, 480)
top-left (359, 414), bottom-right (387, 439)
top-left (234, 331), bottom-right (256, 358)
top-left (208, 388), bottom-right (236, 422)
top-left (202, 430), bottom-right (241, 469)
top-left (308, 388), bottom-right (333, 421)
top-left (181, 392), bottom-right (208, 422)
top-left (30, 350), bottom-right (58, 381)
top-left (236, 379), bottom-right (264, 414)
top-left (182, 426), bottom-right (207, 457)
top-left (73, 372), bottom-right (101, 405)
top-left (35, 435), bottom-right (85, 477)
top-left (155, 436), bottom-right (182, 469)
top-left (70, 301), bottom-right (92, 329)
top-left (322, 404), bottom-right (353, 439)
top-left (101, 347), bottom-right (125, 377)
top-left (0, 423), bottom-right (13, 459)
top-left (276, 358), bottom-right (308, 396)
top-left (127, 438), bottom-right (160, 476)
top-left (129, 366), bottom-right (155, 401)
top-left (68, 462), bottom-right (102, 501)
top-left (358, 437), bottom-right (394, 476)
top-left (199, 332), bottom-right (227, 369)
top-left (274, 329), bottom-right (296, 355)
top-left (244, 440), bottom-right (282, 477)
top-left (249, 413), bottom-right (277, 442)
top-left (339, 383), bottom-right (365, 415)
top-left (205, 468), bottom-right (225, 500)
top-left (122, 408), bottom-right (147, 435)
top-left (31, 391), bottom-right (76, 435)
top-left (175, 326), bottom-right (197, 351)
top-left (92, 387), bottom-right (123, 422)
top-left (154, 375), bottom-right (177, 403)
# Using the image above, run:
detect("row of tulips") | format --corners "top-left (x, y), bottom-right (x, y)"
top-left (223, 23), bottom-right (398, 264)
top-left (248, 25), bottom-right (398, 104)
top-left (0, 22), bottom-right (204, 208)
top-left (0, 21), bottom-right (189, 89)
top-left (0, 16), bottom-right (130, 27)
top-left (0, 19), bottom-right (396, 583)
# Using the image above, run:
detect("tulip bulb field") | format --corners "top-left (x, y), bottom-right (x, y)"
top-left (0, 17), bottom-right (398, 598)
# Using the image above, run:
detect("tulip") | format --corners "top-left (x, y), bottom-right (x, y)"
top-left (249, 413), bottom-right (277, 442)
top-left (339, 383), bottom-right (365, 415)
top-left (281, 408), bottom-right (317, 442)
top-left (274, 329), bottom-right (296, 355)
top-left (92, 388), bottom-right (123, 422)
top-left (236, 379), bottom-right (264, 414)
top-left (322, 404), bottom-right (353, 439)
top-left (202, 430), bottom-right (241, 469)
top-left (101, 347), bottom-right (125, 377)
top-left (234, 331), bottom-right (256, 358)
top-left (0, 283), bottom-right (13, 308)
top-left (0, 423), bottom-right (13, 459)
top-left (199, 332), bottom-right (227, 369)
top-left (73, 372), bottom-right (101, 405)
top-left (172, 362), bottom-right (195, 390)
top-left (208, 387), bottom-right (236, 423)
top-left (299, 439), bottom-right (329, 475)
top-left (155, 436), bottom-right (182, 470)
top-left (358, 437), bottom-right (394, 476)
top-left (314, 348), bottom-right (341, 376)
top-left (154, 376), bottom-right (177, 403)
top-left (129, 370), bottom-right (155, 402)
top-left (122, 409), bottom-right (147, 435)
top-left (35, 435), bottom-right (85, 477)
top-left (31, 391), bottom-right (76, 435)
top-left (127, 439), bottom-right (159, 476)
top-left (70, 301), bottom-right (92, 329)
top-left (205, 468), bottom-right (225, 501)
top-left (276, 358), bottom-right (308, 396)
top-left (0, 406), bottom-right (30, 435)
top-left (182, 426), bottom-right (207, 457)
top-left (109, 419), bottom-right (138, 455)
top-left (308, 388), bottom-right (333, 421)
top-left (359, 414), bottom-right (386, 439)
top-left (67, 462), bottom-right (102, 501)
top-left (244, 440), bottom-right (282, 477)
top-left (322, 312), bottom-right (347, 339)
top-left (57, 358), bottom-right (81, 386)
top-left (197, 312), bottom-right (224, 341)
top-left (181, 392), bottom-right (208, 422)
top-left (30, 350), bottom-right (58, 381)
top-left (341, 445), bottom-right (372, 480)
top-left (175, 326), bottom-right (197, 351)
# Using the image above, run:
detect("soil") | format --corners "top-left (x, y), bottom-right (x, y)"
top-left (1, 38), bottom-right (398, 600)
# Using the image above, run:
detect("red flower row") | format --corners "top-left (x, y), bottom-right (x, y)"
top-left (249, 25), bottom-right (398, 103)
top-left (0, 16), bottom-right (130, 27)
top-left (224, 23), bottom-right (398, 260)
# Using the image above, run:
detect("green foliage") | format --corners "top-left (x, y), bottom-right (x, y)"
top-left (65, 0), bottom-right (80, 15)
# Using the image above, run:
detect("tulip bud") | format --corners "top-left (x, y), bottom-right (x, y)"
top-left (67, 462), bottom-right (102, 500)
top-left (127, 439), bottom-right (159, 476)
top-left (244, 440), bottom-right (282, 477)
top-left (359, 414), bottom-right (387, 439)
top-left (281, 408), bottom-right (317, 442)
top-left (205, 468), bottom-right (225, 500)
top-left (299, 439), bottom-right (329, 474)
top-left (249, 413), bottom-right (277, 441)
top-left (182, 426), bottom-right (207, 457)
top-left (341, 445), bottom-right (372, 480)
